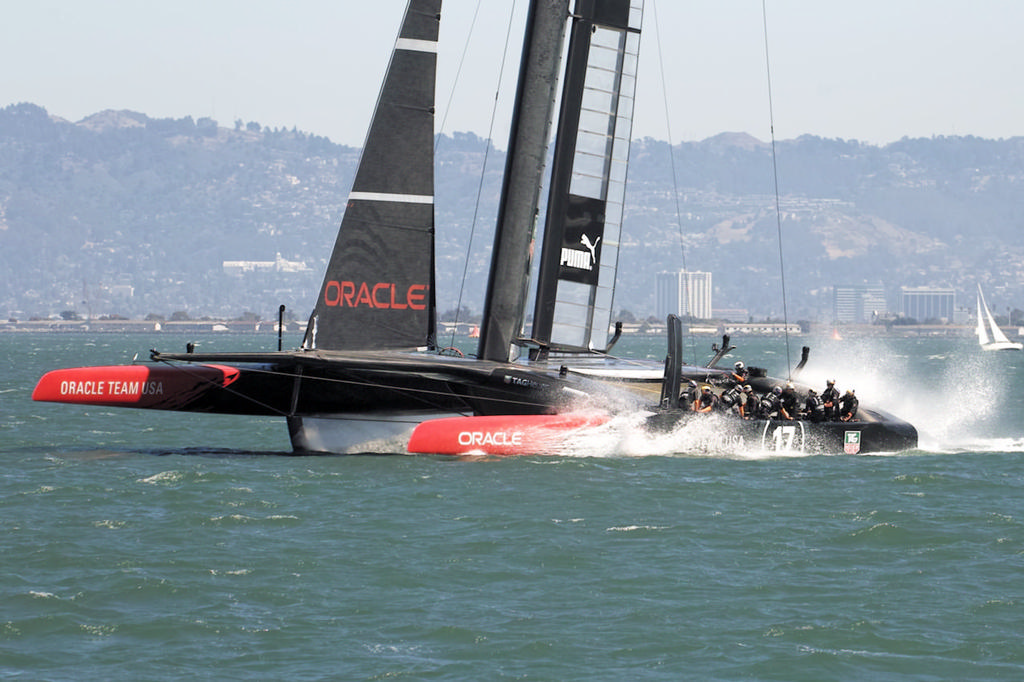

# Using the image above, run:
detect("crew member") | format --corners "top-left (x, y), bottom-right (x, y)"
top-left (840, 389), bottom-right (859, 421)
top-left (822, 379), bottom-right (840, 421)
top-left (738, 384), bottom-right (754, 419)
top-left (732, 361), bottom-right (750, 383)
top-left (781, 381), bottom-right (799, 418)
top-left (717, 382), bottom-right (743, 415)
top-left (758, 386), bottom-right (791, 420)
top-left (803, 388), bottom-right (825, 422)
top-left (693, 385), bottom-right (718, 413)
top-left (678, 380), bottom-right (698, 412)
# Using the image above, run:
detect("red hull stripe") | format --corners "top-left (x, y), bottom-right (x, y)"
top-left (407, 412), bottom-right (610, 456)
top-left (32, 364), bottom-right (240, 409)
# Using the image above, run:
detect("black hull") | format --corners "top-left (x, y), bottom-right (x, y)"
top-left (645, 409), bottom-right (918, 455)
top-left (32, 348), bottom-right (917, 455)
top-left (146, 350), bottom-right (599, 420)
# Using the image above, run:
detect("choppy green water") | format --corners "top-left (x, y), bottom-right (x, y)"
top-left (4, 332), bottom-right (1024, 680)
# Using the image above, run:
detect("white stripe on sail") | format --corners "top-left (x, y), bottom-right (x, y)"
top-left (395, 38), bottom-right (438, 53)
top-left (348, 191), bottom-right (434, 205)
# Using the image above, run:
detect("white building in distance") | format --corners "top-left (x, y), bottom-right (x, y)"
top-left (833, 283), bottom-right (887, 323)
top-left (656, 270), bottom-right (712, 320)
top-left (223, 253), bottom-right (309, 276)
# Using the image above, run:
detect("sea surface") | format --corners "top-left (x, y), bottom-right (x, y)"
top-left (4, 331), bottom-right (1024, 681)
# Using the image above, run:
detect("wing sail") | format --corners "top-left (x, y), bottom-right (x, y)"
top-left (531, 1), bottom-right (643, 354)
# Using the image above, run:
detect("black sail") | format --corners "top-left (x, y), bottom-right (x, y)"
top-left (303, 0), bottom-right (439, 351)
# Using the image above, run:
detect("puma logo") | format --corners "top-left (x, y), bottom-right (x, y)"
top-left (580, 234), bottom-right (601, 264)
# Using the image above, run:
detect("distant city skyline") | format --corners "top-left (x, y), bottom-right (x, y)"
top-left (3, 1), bottom-right (1023, 147)
top-left (657, 271), bottom-right (713, 321)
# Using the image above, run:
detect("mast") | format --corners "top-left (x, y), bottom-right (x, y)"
top-left (477, 0), bottom-right (568, 363)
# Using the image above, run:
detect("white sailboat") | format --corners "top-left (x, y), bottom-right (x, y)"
top-left (976, 285), bottom-right (1022, 351)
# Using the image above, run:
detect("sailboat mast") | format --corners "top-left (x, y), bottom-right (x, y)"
top-left (477, 0), bottom-right (568, 363)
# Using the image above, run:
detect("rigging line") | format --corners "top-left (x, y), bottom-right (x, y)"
top-left (433, 0), bottom-right (483, 349)
top-left (651, 0), bottom-right (698, 367)
top-left (761, 0), bottom-right (793, 378)
top-left (434, 0), bottom-right (484, 150)
top-left (447, 0), bottom-right (519, 351)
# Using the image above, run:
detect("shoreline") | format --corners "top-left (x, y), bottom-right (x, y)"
top-left (1, 319), bottom-right (978, 338)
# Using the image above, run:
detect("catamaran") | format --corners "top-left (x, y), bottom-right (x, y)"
top-left (33, 0), bottom-right (917, 455)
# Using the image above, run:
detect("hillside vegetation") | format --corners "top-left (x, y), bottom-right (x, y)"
top-left (2, 103), bottom-right (1022, 322)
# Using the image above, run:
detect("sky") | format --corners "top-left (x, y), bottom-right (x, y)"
top-left (3, 0), bottom-right (1024, 147)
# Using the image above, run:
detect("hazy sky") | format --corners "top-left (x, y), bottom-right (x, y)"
top-left (4, 1), bottom-right (1023, 147)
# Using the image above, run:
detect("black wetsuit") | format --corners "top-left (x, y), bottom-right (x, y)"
top-left (840, 393), bottom-right (859, 421)
top-left (678, 385), bottom-right (698, 412)
top-left (781, 388), bottom-right (799, 418)
top-left (822, 386), bottom-right (840, 421)
top-left (757, 392), bottom-right (782, 419)
top-left (804, 394), bottom-right (825, 422)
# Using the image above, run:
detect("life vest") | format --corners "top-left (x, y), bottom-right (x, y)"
top-left (781, 390), bottom-right (798, 412)
top-left (719, 386), bottom-right (740, 408)
top-left (758, 394), bottom-right (779, 416)
top-left (804, 395), bottom-right (824, 421)
top-left (678, 387), bottom-right (697, 411)
top-left (822, 387), bottom-right (840, 418)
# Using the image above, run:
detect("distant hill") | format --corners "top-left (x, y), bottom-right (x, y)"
top-left (2, 102), bottom-right (1023, 324)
